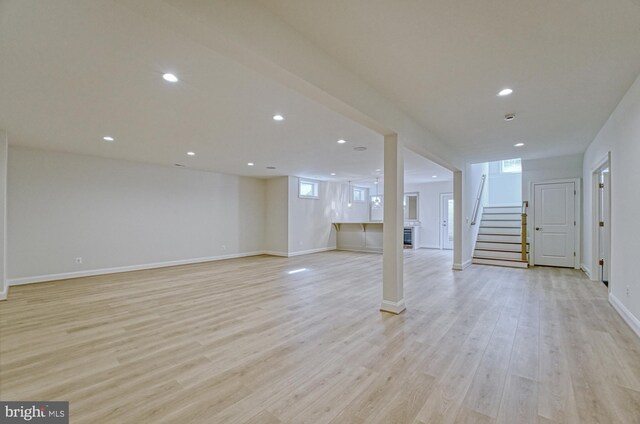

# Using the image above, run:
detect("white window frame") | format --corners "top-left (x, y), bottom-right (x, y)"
top-left (501, 158), bottom-right (522, 174)
top-left (298, 178), bottom-right (319, 199)
top-left (352, 186), bottom-right (367, 203)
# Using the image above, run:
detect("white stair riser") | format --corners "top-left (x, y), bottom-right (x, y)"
top-left (476, 241), bottom-right (528, 251)
top-left (483, 207), bottom-right (520, 214)
top-left (477, 234), bottom-right (522, 242)
top-left (472, 258), bottom-right (528, 268)
top-left (474, 250), bottom-right (525, 260)
top-left (481, 213), bottom-right (521, 220)
top-left (480, 220), bottom-right (521, 227)
top-left (479, 227), bottom-right (521, 235)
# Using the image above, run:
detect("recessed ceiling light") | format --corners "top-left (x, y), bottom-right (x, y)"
top-left (187, 151), bottom-right (195, 156)
top-left (337, 139), bottom-right (347, 144)
top-left (498, 88), bottom-right (513, 96)
top-left (103, 136), bottom-right (114, 142)
top-left (247, 162), bottom-right (254, 166)
top-left (504, 113), bottom-right (516, 121)
top-left (353, 146), bottom-right (367, 151)
top-left (273, 115), bottom-right (284, 121)
top-left (432, 175), bottom-right (437, 178)
top-left (162, 73), bottom-right (178, 83)
top-left (330, 172), bottom-right (336, 176)
top-left (514, 143), bottom-right (525, 147)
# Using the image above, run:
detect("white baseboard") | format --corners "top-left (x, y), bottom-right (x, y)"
top-left (380, 299), bottom-right (406, 314)
top-left (336, 247), bottom-right (382, 254)
top-left (287, 246), bottom-right (336, 257)
top-left (452, 259), bottom-right (472, 271)
top-left (609, 293), bottom-right (640, 339)
top-left (7, 251), bottom-right (267, 287)
top-left (5, 248), bottom-right (343, 289)
top-left (419, 244), bottom-right (440, 250)
top-left (263, 250), bottom-right (289, 257)
top-left (581, 264), bottom-right (592, 279)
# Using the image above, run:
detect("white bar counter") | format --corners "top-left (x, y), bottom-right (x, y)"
top-left (333, 222), bottom-right (383, 253)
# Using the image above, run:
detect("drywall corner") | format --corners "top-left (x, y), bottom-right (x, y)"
top-left (0, 130), bottom-right (7, 300)
top-left (265, 177), bottom-right (289, 254)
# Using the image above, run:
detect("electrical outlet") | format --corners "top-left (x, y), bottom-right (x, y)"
top-left (75, 257), bottom-right (82, 264)
top-left (626, 286), bottom-right (631, 297)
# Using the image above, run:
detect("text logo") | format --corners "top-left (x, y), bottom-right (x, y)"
top-left (1, 402), bottom-right (68, 423)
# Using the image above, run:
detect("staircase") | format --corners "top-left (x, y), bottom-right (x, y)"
top-left (473, 205), bottom-right (529, 268)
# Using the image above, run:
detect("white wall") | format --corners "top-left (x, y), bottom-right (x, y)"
top-left (288, 177), bottom-right (337, 255)
top-left (487, 160), bottom-right (521, 205)
top-left (7, 147), bottom-right (266, 282)
top-left (461, 162), bottom-right (489, 268)
top-left (287, 177), bottom-right (368, 255)
top-left (405, 181), bottom-right (454, 249)
top-left (583, 72), bottom-right (640, 331)
top-left (0, 131), bottom-right (7, 299)
top-left (522, 154), bottom-right (583, 204)
top-left (265, 177), bottom-right (289, 255)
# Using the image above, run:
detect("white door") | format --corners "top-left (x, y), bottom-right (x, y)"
top-left (533, 182), bottom-right (576, 267)
top-left (441, 193), bottom-right (454, 250)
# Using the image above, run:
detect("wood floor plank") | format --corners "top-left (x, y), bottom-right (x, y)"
top-left (1, 249), bottom-right (638, 423)
top-left (496, 375), bottom-right (538, 424)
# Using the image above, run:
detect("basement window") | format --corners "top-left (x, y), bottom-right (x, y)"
top-left (501, 158), bottom-right (522, 174)
top-left (352, 186), bottom-right (366, 202)
top-left (299, 179), bottom-right (319, 199)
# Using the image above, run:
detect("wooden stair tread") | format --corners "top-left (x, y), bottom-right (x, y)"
top-left (472, 262), bottom-right (529, 269)
top-left (480, 226), bottom-right (521, 229)
top-left (472, 256), bottom-right (528, 263)
top-left (483, 206), bottom-right (520, 208)
top-left (475, 248), bottom-right (525, 253)
top-left (478, 233), bottom-right (521, 237)
top-left (477, 241), bottom-right (529, 245)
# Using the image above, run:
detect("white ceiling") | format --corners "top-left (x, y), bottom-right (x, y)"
top-left (3, 1), bottom-right (635, 183)
top-left (259, 0), bottom-right (640, 162)
top-left (0, 0), bottom-right (449, 185)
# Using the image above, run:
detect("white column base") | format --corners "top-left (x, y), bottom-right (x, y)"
top-left (380, 299), bottom-right (406, 314)
top-left (452, 259), bottom-right (472, 271)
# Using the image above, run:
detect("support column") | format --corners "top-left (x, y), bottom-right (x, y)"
top-left (452, 170), bottom-right (463, 270)
top-left (0, 130), bottom-right (7, 300)
top-left (381, 134), bottom-right (405, 314)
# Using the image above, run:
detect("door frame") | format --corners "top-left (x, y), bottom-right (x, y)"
top-left (529, 178), bottom-right (581, 269)
top-left (439, 192), bottom-right (453, 250)
top-left (590, 152), bottom-right (611, 286)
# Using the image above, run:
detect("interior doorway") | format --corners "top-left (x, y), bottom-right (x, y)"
top-left (440, 193), bottom-right (454, 250)
top-left (596, 163), bottom-right (611, 286)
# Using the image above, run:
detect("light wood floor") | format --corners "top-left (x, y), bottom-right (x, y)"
top-left (1, 249), bottom-right (639, 423)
